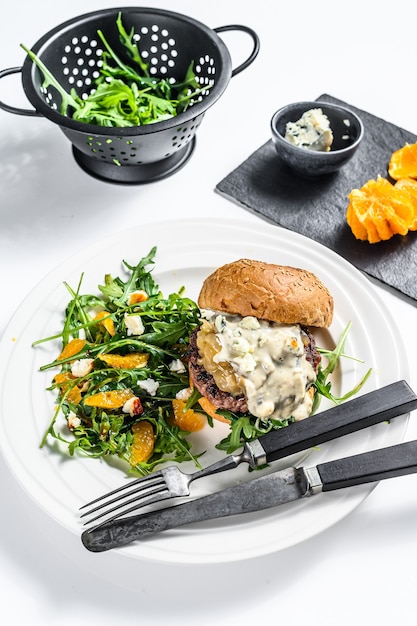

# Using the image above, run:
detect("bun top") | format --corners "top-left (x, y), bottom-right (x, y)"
top-left (198, 258), bottom-right (334, 328)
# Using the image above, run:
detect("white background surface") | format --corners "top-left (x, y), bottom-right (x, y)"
top-left (1, 0), bottom-right (417, 623)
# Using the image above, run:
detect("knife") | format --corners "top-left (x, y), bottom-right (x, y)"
top-left (82, 438), bottom-right (417, 552)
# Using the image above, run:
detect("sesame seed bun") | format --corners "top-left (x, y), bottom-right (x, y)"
top-left (197, 258), bottom-right (333, 328)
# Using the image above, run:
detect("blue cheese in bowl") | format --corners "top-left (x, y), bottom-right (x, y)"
top-left (198, 309), bottom-right (317, 422)
top-left (285, 108), bottom-right (333, 152)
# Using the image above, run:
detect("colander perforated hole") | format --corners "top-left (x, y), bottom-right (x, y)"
top-left (194, 56), bottom-right (216, 98)
top-left (59, 35), bottom-right (103, 98)
top-left (132, 24), bottom-right (180, 77)
top-left (84, 135), bottom-right (152, 165)
top-left (169, 118), bottom-right (201, 152)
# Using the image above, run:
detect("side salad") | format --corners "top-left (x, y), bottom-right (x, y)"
top-left (34, 247), bottom-right (371, 476)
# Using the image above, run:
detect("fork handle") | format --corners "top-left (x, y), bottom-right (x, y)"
top-left (256, 380), bottom-right (417, 464)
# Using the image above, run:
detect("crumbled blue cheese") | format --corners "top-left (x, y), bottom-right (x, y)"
top-left (285, 108), bottom-right (333, 152)
top-left (137, 378), bottom-right (159, 396)
top-left (201, 310), bottom-right (316, 421)
top-left (124, 313), bottom-right (145, 336)
top-left (176, 387), bottom-right (193, 401)
top-left (169, 358), bottom-right (186, 374)
top-left (68, 411), bottom-right (81, 429)
top-left (122, 396), bottom-right (142, 416)
top-left (70, 358), bottom-right (94, 378)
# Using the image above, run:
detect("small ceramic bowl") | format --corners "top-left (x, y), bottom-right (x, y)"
top-left (270, 100), bottom-right (364, 177)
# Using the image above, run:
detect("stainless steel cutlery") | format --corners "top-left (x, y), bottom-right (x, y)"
top-left (82, 436), bottom-right (417, 552)
top-left (80, 380), bottom-right (417, 527)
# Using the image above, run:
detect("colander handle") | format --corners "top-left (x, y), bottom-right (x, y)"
top-left (0, 66), bottom-right (40, 116)
top-left (214, 25), bottom-right (260, 77)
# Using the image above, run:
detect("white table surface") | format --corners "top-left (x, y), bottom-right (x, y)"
top-left (1, 0), bottom-right (417, 623)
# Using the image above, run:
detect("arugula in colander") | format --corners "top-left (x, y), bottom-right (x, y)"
top-left (21, 12), bottom-right (208, 127)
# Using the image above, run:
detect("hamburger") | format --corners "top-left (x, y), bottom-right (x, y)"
top-left (186, 259), bottom-right (334, 423)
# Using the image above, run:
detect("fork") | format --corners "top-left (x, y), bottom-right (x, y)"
top-left (80, 380), bottom-right (417, 527)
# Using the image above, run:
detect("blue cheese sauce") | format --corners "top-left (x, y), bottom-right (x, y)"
top-left (197, 310), bottom-right (317, 421)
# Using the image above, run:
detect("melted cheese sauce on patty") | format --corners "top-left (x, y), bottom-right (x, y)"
top-left (197, 310), bottom-right (317, 421)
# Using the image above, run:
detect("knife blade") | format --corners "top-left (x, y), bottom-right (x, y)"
top-left (82, 438), bottom-right (417, 552)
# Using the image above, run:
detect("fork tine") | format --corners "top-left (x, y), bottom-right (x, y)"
top-left (80, 481), bottom-right (165, 519)
top-left (81, 480), bottom-right (169, 525)
top-left (80, 472), bottom-right (169, 524)
top-left (82, 489), bottom-right (175, 529)
top-left (79, 470), bottom-right (165, 512)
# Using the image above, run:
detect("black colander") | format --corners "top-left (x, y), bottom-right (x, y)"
top-left (0, 6), bottom-right (259, 183)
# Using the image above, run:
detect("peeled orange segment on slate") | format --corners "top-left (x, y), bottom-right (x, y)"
top-left (388, 142), bottom-right (417, 180)
top-left (130, 421), bottom-right (155, 465)
top-left (346, 176), bottom-right (415, 243)
top-left (395, 178), bottom-right (417, 229)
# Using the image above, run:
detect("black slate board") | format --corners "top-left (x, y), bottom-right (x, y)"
top-left (216, 94), bottom-right (417, 302)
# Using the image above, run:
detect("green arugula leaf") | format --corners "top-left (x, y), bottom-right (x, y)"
top-left (313, 321), bottom-right (372, 412)
top-left (115, 11), bottom-right (149, 75)
top-left (20, 44), bottom-right (79, 116)
top-left (21, 13), bottom-right (210, 127)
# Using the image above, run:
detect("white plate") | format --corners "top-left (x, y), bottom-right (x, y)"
top-left (0, 218), bottom-right (411, 564)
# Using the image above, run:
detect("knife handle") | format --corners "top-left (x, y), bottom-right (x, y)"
top-left (315, 439), bottom-right (417, 491)
top-left (258, 380), bottom-right (417, 464)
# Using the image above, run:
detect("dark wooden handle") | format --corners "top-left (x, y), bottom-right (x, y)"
top-left (260, 380), bottom-right (417, 463)
top-left (317, 439), bottom-right (417, 490)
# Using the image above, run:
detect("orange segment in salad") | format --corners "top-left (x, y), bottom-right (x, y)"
top-left (188, 379), bottom-right (230, 424)
top-left (171, 398), bottom-right (207, 431)
top-left (130, 421), bottom-right (155, 465)
top-left (53, 371), bottom-right (82, 404)
top-left (84, 388), bottom-right (135, 408)
top-left (57, 338), bottom-right (86, 361)
top-left (198, 396), bottom-right (231, 424)
top-left (98, 352), bottom-right (149, 369)
top-left (94, 310), bottom-right (115, 336)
